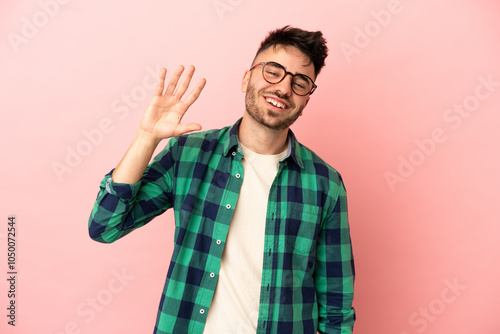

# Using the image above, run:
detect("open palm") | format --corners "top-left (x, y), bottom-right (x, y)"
top-left (140, 65), bottom-right (206, 139)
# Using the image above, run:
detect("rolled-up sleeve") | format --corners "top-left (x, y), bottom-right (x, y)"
top-left (88, 139), bottom-right (177, 243)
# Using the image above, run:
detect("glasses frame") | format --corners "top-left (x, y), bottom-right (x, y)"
top-left (249, 62), bottom-right (317, 96)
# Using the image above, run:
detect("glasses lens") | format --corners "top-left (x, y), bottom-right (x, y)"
top-left (261, 62), bottom-right (314, 95)
top-left (292, 75), bottom-right (312, 96)
top-left (263, 63), bottom-right (285, 83)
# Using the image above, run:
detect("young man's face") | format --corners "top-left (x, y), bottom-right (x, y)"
top-left (241, 45), bottom-right (316, 132)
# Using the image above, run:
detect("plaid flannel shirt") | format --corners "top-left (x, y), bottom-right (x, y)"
top-left (88, 118), bottom-right (355, 333)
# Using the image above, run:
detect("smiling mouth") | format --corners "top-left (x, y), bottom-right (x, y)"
top-left (265, 96), bottom-right (288, 109)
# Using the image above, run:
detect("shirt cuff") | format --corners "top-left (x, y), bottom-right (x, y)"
top-left (102, 169), bottom-right (142, 200)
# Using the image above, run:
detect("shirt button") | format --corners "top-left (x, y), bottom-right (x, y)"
top-left (210, 273), bottom-right (215, 278)
top-left (232, 151), bottom-right (236, 156)
top-left (284, 161), bottom-right (287, 165)
top-left (200, 309), bottom-right (205, 314)
top-left (216, 239), bottom-right (222, 245)
top-left (236, 173), bottom-right (241, 178)
top-left (105, 178), bottom-right (112, 193)
top-left (226, 204), bottom-right (231, 209)
top-left (237, 147), bottom-right (241, 152)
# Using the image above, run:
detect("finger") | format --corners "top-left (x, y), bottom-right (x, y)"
top-left (173, 65), bottom-right (196, 98)
top-left (183, 77), bottom-right (207, 107)
top-left (164, 65), bottom-right (185, 96)
top-left (154, 68), bottom-right (167, 96)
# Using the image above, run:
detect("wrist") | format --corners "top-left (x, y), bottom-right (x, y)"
top-left (135, 129), bottom-right (162, 148)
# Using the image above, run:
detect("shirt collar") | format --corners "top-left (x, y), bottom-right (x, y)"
top-left (223, 118), bottom-right (305, 169)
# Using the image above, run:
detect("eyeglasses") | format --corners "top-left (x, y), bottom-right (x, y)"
top-left (249, 62), bottom-right (317, 96)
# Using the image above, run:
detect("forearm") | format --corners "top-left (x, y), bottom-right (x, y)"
top-left (89, 139), bottom-right (176, 243)
top-left (112, 129), bottom-right (162, 184)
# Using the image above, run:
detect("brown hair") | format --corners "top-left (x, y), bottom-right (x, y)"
top-left (254, 25), bottom-right (328, 77)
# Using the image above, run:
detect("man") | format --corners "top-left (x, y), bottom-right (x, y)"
top-left (89, 26), bottom-right (355, 333)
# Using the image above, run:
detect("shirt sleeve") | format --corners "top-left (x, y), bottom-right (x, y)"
top-left (314, 177), bottom-right (356, 333)
top-left (88, 138), bottom-right (177, 243)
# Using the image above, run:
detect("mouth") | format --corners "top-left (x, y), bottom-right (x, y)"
top-left (264, 96), bottom-right (289, 110)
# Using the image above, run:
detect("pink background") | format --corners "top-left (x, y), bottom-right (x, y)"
top-left (1, 0), bottom-right (500, 333)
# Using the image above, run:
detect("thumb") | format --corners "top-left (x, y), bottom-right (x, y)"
top-left (175, 123), bottom-right (202, 136)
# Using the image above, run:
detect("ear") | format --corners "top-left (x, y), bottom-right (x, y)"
top-left (241, 70), bottom-right (251, 93)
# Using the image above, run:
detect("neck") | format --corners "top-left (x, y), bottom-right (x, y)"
top-left (238, 113), bottom-right (289, 155)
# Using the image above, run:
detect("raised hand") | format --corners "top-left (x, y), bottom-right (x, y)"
top-left (111, 65), bottom-right (206, 184)
top-left (139, 65), bottom-right (206, 140)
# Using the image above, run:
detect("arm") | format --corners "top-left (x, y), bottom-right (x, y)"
top-left (113, 65), bottom-right (206, 184)
top-left (88, 65), bottom-right (206, 243)
top-left (315, 179), bottom-right (356, 333)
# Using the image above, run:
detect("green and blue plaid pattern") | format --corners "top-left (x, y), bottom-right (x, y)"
top-left (89, 118), bottom-right (355, 333)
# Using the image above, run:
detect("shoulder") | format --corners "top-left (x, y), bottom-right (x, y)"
top-left (291, 141), bottom-right (348, 216)
top-left (164, 125), bottom-right (232, 154)
top-left (294, 140), bottom-right (344, 186)
top-left (174, 126), bottom-right (228, 144)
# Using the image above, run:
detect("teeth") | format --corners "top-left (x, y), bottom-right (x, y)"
top-left (266, 98), bottom-right (285, 109)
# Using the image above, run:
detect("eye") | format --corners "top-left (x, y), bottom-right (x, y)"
top-left (293, 81), bottom-right (306, 89)
top-left (293, 76), bottom-right (309, 90)
top-left (265, 69), bottom-right (280, 77)
top-left (264, 63), bottom-right (284, 78)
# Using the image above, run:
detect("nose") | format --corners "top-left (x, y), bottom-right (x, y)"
top-left (273, 73), bottom-right (293, 97)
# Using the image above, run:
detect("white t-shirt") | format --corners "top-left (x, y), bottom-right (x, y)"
top-left (203, 142), bottom-right (287, 333)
